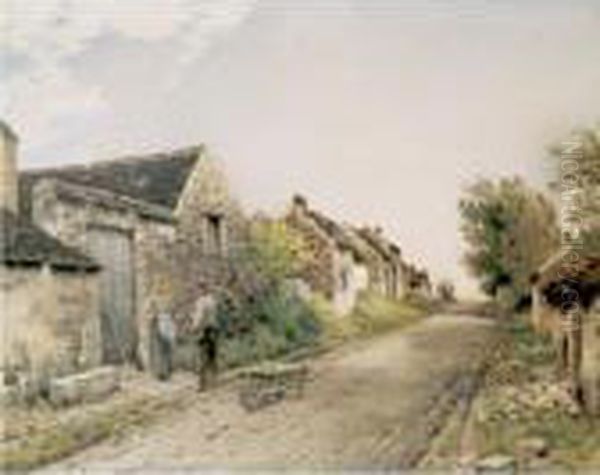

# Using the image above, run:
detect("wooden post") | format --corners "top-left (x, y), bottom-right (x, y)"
top-left (581, 308), bottom-right (600, 415)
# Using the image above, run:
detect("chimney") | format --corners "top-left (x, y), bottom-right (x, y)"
top-left (0, 121), bottom-right (19, 214)
top-left (292, 194), bottom-right (308, 216)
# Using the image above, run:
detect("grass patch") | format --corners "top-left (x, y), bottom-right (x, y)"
top-left (469, 320), bottom-right (600, 470)
top-left (507, 319), bottom-right (556, 367)
top-left (0, 393), bottom-right (189, 471)
top-left (220, 291), bottom-right (431, 368)
top-left (314, 292), bottom-right (431, 344)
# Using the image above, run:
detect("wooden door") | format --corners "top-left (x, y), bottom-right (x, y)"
top-left (88, 227), bottom-right (136, 364)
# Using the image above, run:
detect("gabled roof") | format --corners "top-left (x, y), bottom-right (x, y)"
top-left (0, 209), bottom-right (99, 272)
top-left (305, 209), bottom-right (369, 262)
top-left (0, 120), bottom-right (18, 141)
top-left (19, 145), bottom-right (203, 217)
top-left (288, 196), bottom-right (369, 262)
top-left (403, 262), bottom-right (430, 287)
top-left (50, 179), bottom-right (175, 224)
top-left (532, 252), bottom-right (600, 309)
top-left (531, 251), bottom-right (600, 289)
top-left (355, 227), bottom-right (401, 263)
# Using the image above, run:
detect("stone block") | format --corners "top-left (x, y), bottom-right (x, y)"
top-left (48, 366), bottom-right (120, 407)
top-left (475, 454), bottom-right (516, 474)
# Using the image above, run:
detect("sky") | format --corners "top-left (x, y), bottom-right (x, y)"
top-left (2, 0), bottom-right (600, 296)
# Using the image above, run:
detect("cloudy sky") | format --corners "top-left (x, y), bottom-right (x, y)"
top-left (2, 0), bottom-right (600, 295)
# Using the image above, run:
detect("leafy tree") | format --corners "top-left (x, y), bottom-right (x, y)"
top-left (244, 218), bottom-right (309, 284)
top-left (459, 177), bottom-right (558, 305)
top-left (548, 126), bottom-right (600, 253)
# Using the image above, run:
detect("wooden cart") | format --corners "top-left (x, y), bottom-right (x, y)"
top-left (238, 362), bottom-right (309, 412)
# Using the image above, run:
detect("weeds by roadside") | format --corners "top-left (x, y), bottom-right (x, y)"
top-left (0, 383), bottom-right (192, 471)
top-left (314, 292), bottom-right (431, 345)
top-left (458, 320), bottom-right (600, 470)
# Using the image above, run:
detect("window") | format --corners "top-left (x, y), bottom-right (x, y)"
top-left (206, 214), bottom-right (223, 255)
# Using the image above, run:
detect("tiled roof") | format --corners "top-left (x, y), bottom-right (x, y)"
top-left (0, 209), bottom-right (99, 272)
top-left (532, 252), bottom-right (600, 288)
top-left (306, 209), bottom-right (368, 262)
top-left (19, 145), bottom-right (202, 217)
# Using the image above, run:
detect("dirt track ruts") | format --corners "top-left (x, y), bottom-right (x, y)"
top-left (42, 314), bottom-right (498, 472)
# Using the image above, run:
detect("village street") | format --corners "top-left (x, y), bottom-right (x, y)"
top-left (42, 314), bottom-right (498, 472)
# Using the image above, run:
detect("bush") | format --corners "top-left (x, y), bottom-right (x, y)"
top-left (507, 320), bottom-right (555, 367)
top-left (215, 219), bottom-right (322, 368)
top-left (217, 283), bottom-right (322, 369)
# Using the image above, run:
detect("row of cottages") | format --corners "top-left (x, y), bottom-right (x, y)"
top-left (1, 121), bottom-right (243, 382)
top-left (531, 252), bottom-right (600, 414)
top-left (285, 195), bottom-right (415, 315)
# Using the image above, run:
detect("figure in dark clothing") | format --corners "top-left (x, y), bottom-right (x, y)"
top-left (197, 320), bottom-right (219, 391)
top-left (191, 294), bottom-right (222, 391)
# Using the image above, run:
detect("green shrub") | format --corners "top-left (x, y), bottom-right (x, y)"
top-left (217, 284), bottom-right (322, 368)
top-left (508, 320), bottom-right (555, 366)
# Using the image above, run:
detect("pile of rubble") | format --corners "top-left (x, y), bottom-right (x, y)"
top-left (477, 380), bottom-right (581, 424)
top-left (1, 366), bottom-right (121, 408)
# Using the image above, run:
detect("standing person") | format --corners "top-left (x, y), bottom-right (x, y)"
top-left (155, 308), bottom-right (176, 381)
top-left (194, 295), bottom-right (220, 391)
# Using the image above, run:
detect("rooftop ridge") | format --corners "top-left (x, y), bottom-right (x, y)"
top-left (22, 143), bottom-right (205, 175)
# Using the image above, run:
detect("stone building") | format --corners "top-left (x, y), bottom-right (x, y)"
top-left (355, 226), bottom-right (407, 299)
top-left (18, 135), bottom-right (243, 371)
top-left (285, 195), bottom-right (370, 315)
top-left (1, 122), bottom-right (101, 385)
top-left (531, 252), bottom-right (600, 413)
top-left (404, 263), bottom-right (433, 299)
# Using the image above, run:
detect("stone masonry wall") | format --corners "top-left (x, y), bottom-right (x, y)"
top-left (285, 210), bottom-right (338, 300)
top-left (29, 179), bottom-right (175, 370)
top-left (170, 150), bottom-right (247, 325)
top-left (0, 266), bottom-right (100, 384)
top-left (27, 151), bottom-right (246, 370)
top-left (332, 249), bottom-right (369, 315)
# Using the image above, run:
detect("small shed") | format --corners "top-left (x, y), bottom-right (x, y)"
top-left (531, 252), bottom-right (600, 413)
top-left (1, 209), bottom-right (101, 386)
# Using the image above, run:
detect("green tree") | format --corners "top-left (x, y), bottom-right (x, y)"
top-left (244, 218), bottom-right (309, 283)
top-left (216, 218), bottom-right (320, 365)
top-left (548, 126), bottom-right (600, 252)
top-left (459, 177), bottom-right (558, 306)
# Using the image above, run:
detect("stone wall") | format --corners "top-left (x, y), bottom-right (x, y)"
top-left (26, 151), bottom-right (246, 370)
top-left (285, 204), bottom-right (371, 313)
top-left (392, 261), bottom-right (406, 300)
top-left (29, 178), bottom-right (175, 370)
top-left (332, 249), bottom-right (369, 315)
top-left (285, 211), bottom-right (337, 300)
top-left (170, 150), bottom-right (247, 322)
top-left (0, 265), bottom-right (100, 385)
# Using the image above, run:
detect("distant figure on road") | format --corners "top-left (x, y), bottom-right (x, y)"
top-left (193, 295), bottom-right (220, 391)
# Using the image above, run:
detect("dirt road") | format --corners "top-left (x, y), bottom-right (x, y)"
top-left (43, 315), bottom-right (497, 472)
